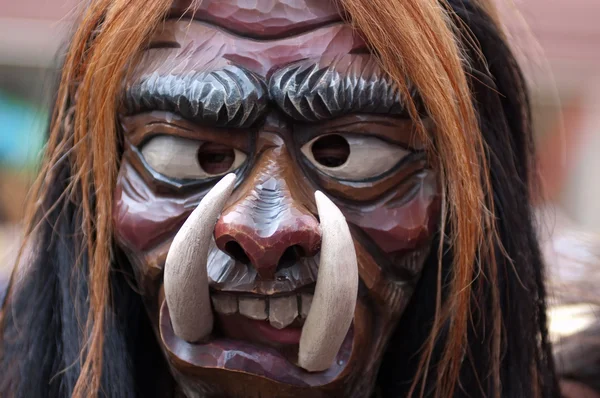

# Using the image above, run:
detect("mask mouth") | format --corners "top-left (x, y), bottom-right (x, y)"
top-left (159, 299), bottom-right (355, 386)
top-left (210, 286), bottom-right (314, 359)
top-left (162, 175), bottom-right (359, 380)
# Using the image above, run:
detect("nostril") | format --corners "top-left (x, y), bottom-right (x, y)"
top-left (277, 245), bottom-right (305, 271)
top-left (224, 241), bottom-right (251, 264)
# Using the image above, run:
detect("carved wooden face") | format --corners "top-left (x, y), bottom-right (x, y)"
top-left (113, 0), bottom-right (440, 396)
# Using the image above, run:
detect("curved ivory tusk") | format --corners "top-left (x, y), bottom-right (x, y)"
top-left (164, 173), bottom-right (236, 343)
top-left (298, 191), bottom-right (359, 372)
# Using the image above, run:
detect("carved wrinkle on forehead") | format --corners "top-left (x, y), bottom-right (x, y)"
top-left (171, 0), bottom-right (342, 38)
top-left (140, 20), bottom-right (365, 76)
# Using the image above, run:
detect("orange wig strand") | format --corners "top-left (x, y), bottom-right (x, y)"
top-left (339, 0), bottom-right (501, 396)
top-left (5, 0), bottom-right (174, 396)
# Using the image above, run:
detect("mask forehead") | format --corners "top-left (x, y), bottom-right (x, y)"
top-left (146, 0), bottom-right (365, 77)
top-left (140, 20), bottom-right (365, 77)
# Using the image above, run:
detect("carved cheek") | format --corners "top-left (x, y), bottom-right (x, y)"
top-left (346, 170), bottom-right (440, 254)
top-left (113, 162), bottom-right (190, 252)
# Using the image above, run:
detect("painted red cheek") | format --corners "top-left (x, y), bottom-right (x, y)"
top-left (359, 198), bottom-right (438, 253)
top-left (113, 165), bottom-right (189, 252)
top-left (348, 173), bottom-right (440, 253)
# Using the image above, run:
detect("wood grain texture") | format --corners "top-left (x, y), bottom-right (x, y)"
top-left (171, 0), bottom-right (341, 38)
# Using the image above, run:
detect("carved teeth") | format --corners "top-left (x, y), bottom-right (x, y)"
top-left (211, 292), bottom-right (314, 328)
top-left (269, 296), bottom-right (298, 329)
top-left (211, 294), bottom-right (238, 315)
top-left (238, 297), bottom-right (268, 320)
top-left (300, 293), bottom-right (313, 319)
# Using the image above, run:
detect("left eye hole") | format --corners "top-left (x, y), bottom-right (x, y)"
top-left (301, 133), bottom-right (410, 180)
top-left (140, 135), bottom-right (247, 180)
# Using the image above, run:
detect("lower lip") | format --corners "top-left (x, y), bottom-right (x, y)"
top-left (218, 314), bottom-right (303, 345)
top-left (159, 302), bottom-right (354, 386)
top-left (254, 320), bottom-right (303, 344)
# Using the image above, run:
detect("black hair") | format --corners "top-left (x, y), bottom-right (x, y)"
top-left (378, 1), bottom-right (559, 397)
top-left (0, 150), bottom-right (170, 396)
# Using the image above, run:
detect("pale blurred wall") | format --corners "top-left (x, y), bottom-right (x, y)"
top-left (0, 0), bottom-right (77, 273)
top-left (562, 88), bottom-right (600, 232)
top-left (0, 0), bottom-right (77, 67)
top-left (498, 0), bottom-right (600, 232)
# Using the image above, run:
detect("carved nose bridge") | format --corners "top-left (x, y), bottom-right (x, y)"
top-left (214, 175), bottom-right (321, 280)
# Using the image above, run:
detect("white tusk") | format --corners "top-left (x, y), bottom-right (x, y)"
top-left (298, 191), bottom-right (359, 372)
top-left (164, 173), bottom-right (236, 343)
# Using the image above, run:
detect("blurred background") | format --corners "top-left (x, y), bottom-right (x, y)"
top-left (0, 0), bottom-right (598, 350)
top-left (0, 0), bottom-right (76, 278)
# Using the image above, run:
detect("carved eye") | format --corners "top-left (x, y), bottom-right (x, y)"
top-left (140, 135), bottom-right (246, 180)
top-left (301, 134), bottom-right (410, 180)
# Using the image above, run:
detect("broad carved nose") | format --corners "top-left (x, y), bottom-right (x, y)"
top-left (214, 176), bottom-right (321, 280)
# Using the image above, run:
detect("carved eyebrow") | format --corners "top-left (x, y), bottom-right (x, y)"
top-left (269, 55), bottom-right (417, 122)
top-left (123, 65), bottom-right (269, 128)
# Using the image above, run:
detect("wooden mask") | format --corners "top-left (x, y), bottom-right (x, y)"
top-left (113, 1), bottom-right (440, 396)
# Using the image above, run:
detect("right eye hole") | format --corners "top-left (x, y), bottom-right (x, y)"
top-left (140, 135), bottom-right (247, 180)
top-left (301, 133), bottom-right (410, 181)
top-left (310, 134), bottom-right (351, 167)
